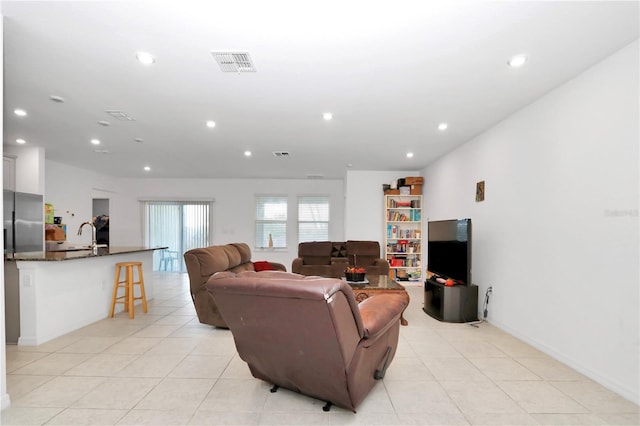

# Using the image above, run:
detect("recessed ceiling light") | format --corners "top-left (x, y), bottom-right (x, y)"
top-left (134, 138), bottom-right (144, 143)
top-left (144, 166), bottom-right (151, 172)
top-left (244, 150), bottom-right (252, 157)
top-left (98, 120), bottom-right (111, 126)
top-left (14, 109), bottom-right (27, 117)
top-left (507, 54), bottom-right (528, 68)
top-left (136, 52), bottom-right (155, 65)
top-left (49, 95), bottom-right (65, 103)
top-left (206, 120), bottom-right (216, 128)
top-left (90, 139), bottom-right (100, 145)
top-left (438, 123), bottom-right (448, 131)
top-left (16, 138), bottom-right (26, 144)
top-left (323, 112), bottom-right (333, 121)
top-left (406, 152), bottom-right (414, 158)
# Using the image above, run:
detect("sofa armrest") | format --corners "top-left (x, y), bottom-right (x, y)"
top-left (269, 262), bottom-right (287, 272)
top-left (291, 258), bottom-right (303, 274)
top-left (372, 259), bottom-right (389, 267)
top-left (358, 294), bottom-right (408, 340)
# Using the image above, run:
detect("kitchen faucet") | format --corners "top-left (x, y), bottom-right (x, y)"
top-left (78, 221), bottom-right (98, 254)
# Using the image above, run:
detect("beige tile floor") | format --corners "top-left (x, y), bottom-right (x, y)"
top-left (2, 272), bottom-right (638, 425)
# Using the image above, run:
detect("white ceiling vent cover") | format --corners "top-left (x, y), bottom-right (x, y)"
top-left (105, 110), bottom-right (136, 121)
top-left (211, 51), bottom-right (256, 73)
top-left (272, 151), bottom-right (290, 157)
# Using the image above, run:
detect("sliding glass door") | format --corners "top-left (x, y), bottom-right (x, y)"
top-left (143, 201), bottom-right (211, 272)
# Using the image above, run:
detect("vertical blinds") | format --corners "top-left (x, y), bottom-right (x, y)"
top-left (143, 200), bottom-right (210, 271)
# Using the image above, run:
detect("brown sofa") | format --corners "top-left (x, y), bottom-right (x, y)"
top-left (183, 243), bottom-right (286, 327)
top-left (206, 270), bottom-right (408, 412)
top-left (291, 240), bottom-right (389, 278)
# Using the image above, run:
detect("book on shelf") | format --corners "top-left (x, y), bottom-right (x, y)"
top-left (387, 211), bottom-right (412, 221)
top-left (387, 197), bottom-right (422, 209)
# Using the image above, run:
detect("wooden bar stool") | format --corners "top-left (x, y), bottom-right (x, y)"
top-left (110, 261), bottom-right (148, 319)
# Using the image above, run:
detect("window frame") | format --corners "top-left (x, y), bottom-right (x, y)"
top-left (255, 195), bottom-right (288, 249)
top-left (297, 195), bottom-right (330, 244)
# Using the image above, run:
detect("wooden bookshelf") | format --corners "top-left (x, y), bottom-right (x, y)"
top-left (384, 195), bottom-right (422, 282)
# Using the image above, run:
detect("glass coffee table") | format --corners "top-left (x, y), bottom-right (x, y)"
top-left (344, 274), bottom-right (410, 325)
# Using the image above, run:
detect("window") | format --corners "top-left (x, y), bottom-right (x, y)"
top-left (143, 200), bottom-right (211, 272)
top-left (298, 196), bottom-right (329, 243)
top-left (255, 196), bottom-right (287, 248)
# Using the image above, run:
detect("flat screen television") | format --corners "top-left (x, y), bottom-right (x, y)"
top-left (427, 219), bottom-right (472, 285)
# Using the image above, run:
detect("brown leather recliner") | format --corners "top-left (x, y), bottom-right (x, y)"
top-left (206, 270), bottom-right (408, 412)
top-left (183, 243), bottom-right (286, 327)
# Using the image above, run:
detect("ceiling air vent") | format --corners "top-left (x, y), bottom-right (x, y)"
top-left (272, 151), bottom-right (290, 157)
top-left (211, 51), bottom-right (256, 73)
top-left (105, 110), bottom-right (136, 121)
top-left (306, 174), bottom-right (324, 180)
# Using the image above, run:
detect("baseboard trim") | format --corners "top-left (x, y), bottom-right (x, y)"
top-left (489, 318), bottom-right (639, 405)
top-left (1, 392), bottom-right (10, 410)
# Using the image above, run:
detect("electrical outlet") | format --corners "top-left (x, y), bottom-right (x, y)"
top-left (23, 275), bottom-right (31, 287)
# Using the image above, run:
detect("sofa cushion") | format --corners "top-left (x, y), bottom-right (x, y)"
top-left (231, 243), bottom-right (252, 264)
top-left (346, 240), bottom-right (381, 267)
top-left (331, 241), bottom-right (347, 258)
top-left (299, 241), bottom-right (332, 265)
top-left (346, 240), bottom-right (380, 256)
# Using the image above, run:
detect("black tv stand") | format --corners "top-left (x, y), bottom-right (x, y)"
top-left (423, 280), bottom-right (478, 323)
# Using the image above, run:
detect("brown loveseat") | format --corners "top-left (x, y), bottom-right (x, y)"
top-left (291, 240), bottom-right (389, 278)
top-left (183, 243), bottom-right (286, 327)
top-left (206, 270), bottom-right (408, 412)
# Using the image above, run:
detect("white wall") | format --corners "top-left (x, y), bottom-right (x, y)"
top-left (345, 170), bottom-right (419, 243)
top-left (123, 178), bottom-right (345, 267)
top-left (44, 165), bottom-right (346, 269)
top-left (45, 161), bottom-right (121, 244)
top-left (422, 41), bottom-right (639, 403)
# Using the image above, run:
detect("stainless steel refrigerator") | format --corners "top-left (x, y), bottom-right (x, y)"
top-left (3, 190), bottom-right (44, 253)
top-left (3, 190), bottom-right (43, 343)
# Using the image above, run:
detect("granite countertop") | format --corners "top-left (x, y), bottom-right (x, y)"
top-left (5, 246), bottom-right (168, 262)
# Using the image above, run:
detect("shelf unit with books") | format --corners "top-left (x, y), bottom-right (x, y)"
top-left (384, 194), bottom-right (423, 282)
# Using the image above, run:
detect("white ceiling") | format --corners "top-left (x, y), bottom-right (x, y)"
top-left (2, 1), bottom-right (638, 179)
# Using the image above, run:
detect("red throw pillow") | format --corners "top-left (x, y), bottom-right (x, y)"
top-left (253, 261), bottom-right (274, 272)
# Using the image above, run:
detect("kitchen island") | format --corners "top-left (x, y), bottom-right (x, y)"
top-left (5, 246), bottom-right (166, 346)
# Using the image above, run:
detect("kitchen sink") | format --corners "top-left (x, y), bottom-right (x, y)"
top-left (57, 246), bottom-right (93, 252)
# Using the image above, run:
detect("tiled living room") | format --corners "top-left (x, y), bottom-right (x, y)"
top-left (2, 272), bottom-right (638, 425)
top-left (1, 1), bottom-right (638, 425)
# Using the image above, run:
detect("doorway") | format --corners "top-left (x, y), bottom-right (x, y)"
top-left (143, 200), bottom-right (211, 272)
top-left (92, 198), bottom-right (109, 245)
